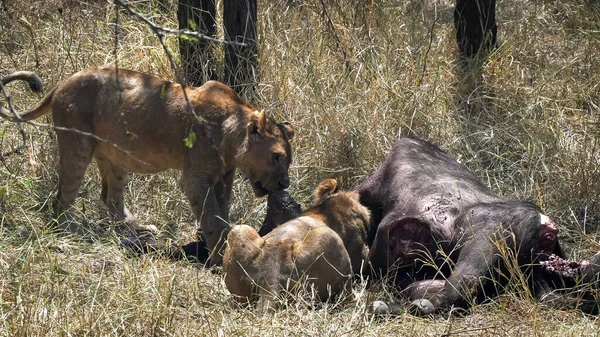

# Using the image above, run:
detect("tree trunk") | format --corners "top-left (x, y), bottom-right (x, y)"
top-left (178, 0), bottom-right (216, 87)
top-left (223, 0), bottom-right (257, 98)
top-left (454, 0), bottom-right (497, 61)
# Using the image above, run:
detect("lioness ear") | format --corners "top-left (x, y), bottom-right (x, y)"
top-left (278, 122), bottom-right (294, 140)
top-left (249, 110), bottom-right (269, 136)
top-left (314, 179), bottom-right (338, 204)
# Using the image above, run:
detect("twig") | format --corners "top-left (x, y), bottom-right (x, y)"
top-left (0, 80), bottom-right (33, 166)
top-left (114, 0), bottom-right (206, 123)
top-left (19, 17), bottom-right (41, 68)
top-left (25, 120), bottom-right (150, 166)
top-left (417, 2), bottom-right (438, 87)
top-left (114, 0), bottom-right (245, 47)
top-left (408, 3), bottom-right (438, 134)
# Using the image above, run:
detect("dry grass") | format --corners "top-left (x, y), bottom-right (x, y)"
top-left (1, 0), bottom-right (600, 335)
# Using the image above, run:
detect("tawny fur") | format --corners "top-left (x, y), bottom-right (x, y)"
top-left (0, 67), bottom-right (294, 265)
top-left (223, 179), bottom-right (371, 309)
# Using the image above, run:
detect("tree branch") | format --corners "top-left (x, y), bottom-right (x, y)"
top-left (114, 0), bottom-right (245, 47)
top-left (0, 80), bottom-right (33, 166)
top-left (26, 120), bottom-right (151, 166)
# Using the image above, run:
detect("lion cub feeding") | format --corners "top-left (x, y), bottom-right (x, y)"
top-left (0, 67), bottom-right (294, 265)
top-left (223, 179), bottom-right (371, 310)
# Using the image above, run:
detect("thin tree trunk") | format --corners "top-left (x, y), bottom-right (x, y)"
top-left (178, 0), bottom-right (216, 87)
top-left (223, 0), bottom-right (257, 98)
top-left (454, 0), bottom-right (497, 61)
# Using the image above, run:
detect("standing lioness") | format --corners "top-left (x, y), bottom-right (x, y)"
top-left (0, 67), bottom-right (294, 265)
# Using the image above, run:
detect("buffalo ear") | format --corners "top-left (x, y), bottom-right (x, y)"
top-left (278, 121), bottom-right (294, 140)
top-left (248, 110), bottom-right (268, 136)
top-left (314, 179), bottom-right (338, 204)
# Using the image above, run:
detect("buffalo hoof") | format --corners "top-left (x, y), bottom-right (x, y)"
top-left (371, 300), bottom-right (405, 315)
top-left (410, 298), bottom-right (436, 315)
top-left (120, 236), bottom-right (157, 255)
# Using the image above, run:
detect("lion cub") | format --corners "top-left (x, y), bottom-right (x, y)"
top-left (223, 179), bottom-right (371, 309)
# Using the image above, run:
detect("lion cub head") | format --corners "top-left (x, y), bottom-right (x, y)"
top-left (223, 179), bottom-right (371, 310)
top-left (236, 109), bottom-right (294, 197)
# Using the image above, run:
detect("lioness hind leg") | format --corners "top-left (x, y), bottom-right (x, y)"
top-left (96, 157), bottom-right (133, 221)
top-left (54, 131), bottom-right (95, 234)
top-left (95, 157), bottom-right (156, 235)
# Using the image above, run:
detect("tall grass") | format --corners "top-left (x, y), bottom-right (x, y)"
top-left (1, 0), bottom-right (600, 335)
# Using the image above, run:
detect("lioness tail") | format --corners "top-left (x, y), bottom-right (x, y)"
top-left (0, 71), bottom-right (54, 121)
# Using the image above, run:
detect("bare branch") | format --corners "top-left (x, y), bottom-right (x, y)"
top-left (113, 0), bottom-right (206, 123)
top-left (0, 80), bottom-right (33, 166)
top-left (0, 75), bottom-right (149, 167)
top-left (111, 0), bottom-right (224, 175)
top-left (114, 0), bottom-right (245, 47)
top-left (318, 0), bottom-right (352, 73)
top-left (25, 120), bottom-right (151, 167)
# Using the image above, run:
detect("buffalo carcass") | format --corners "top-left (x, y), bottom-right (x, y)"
top-left (358, 138), bottom-right (599, 314)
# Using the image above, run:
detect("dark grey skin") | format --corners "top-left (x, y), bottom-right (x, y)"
top-left (358, 138), bottom-right (565, 314)
top-left (258, 189), bottom-right (302, 236)
top-left (405, 251), bottom-right (600, 315)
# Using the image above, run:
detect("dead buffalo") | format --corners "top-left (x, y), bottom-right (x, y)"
top-left (358, 138), bottom-right (598, 314)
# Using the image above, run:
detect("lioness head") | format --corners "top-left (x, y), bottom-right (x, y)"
top-left (311, 179), bottom-right (370, 226)
top-left (307, 179), bottom-right (372, 273)
top-left (237, 110), bottom-right (294, 197)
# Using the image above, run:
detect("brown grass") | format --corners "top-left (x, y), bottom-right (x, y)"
top-left (2, 0), bottom-right (600, 335)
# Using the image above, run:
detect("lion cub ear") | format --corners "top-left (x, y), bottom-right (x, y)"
top-left (314, 179), bottom-right (338, 204)
top-left (248, 110), bottom-right (269, 136)
top-left (278, 122), bottom-right (295, 140)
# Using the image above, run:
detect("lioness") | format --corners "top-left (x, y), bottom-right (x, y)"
top-left (223, 179), bottom-right (371, 310)
top-left (0, 67), bottom-right (294, 265)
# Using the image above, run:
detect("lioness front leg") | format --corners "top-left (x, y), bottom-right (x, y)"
top-left (214, 169), bottom-right (235, 221)
top-left (181, 171), bottom-right (230, 266)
